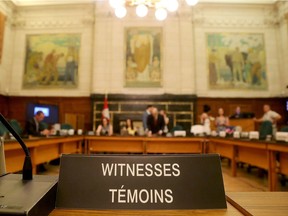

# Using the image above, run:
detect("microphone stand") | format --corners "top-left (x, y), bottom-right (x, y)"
top-left (0, 113), bottom-right (33, 180)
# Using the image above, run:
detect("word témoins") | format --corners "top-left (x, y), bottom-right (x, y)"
top-left (101, 163), bottom-right (180, 177)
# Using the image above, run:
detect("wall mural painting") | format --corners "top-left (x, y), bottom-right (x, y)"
top-left (23, 34), bottom-right (81, 89)
top-left (207, 33), bottom-right (268, 90)
top-left (125, 27), bottom-right (162, 88)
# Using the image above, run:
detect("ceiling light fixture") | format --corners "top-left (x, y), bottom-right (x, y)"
top-left (109, 0), bottom-right (199, 21)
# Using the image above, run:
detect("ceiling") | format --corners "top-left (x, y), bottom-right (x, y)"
top-left (9, 0), bottom-right (282, 6)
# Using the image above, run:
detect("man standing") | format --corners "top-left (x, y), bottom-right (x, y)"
top-left (142, 105), bottom-right (153, 132)
top-left (24, 111), bottom-right (50, 136)
top-left (147, 107), bottom-right (165, 136)
top-left (254, 104), bottom-right (281, 135)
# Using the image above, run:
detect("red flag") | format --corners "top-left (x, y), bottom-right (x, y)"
top-left (102, 95), bottom-right (110, 120)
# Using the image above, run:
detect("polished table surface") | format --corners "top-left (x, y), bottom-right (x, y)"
top-left (50, 203), bottom-right (240, 216)
top-left (226, 192), bottom-right (288, 216)
top-left (50, 192), bottom-right (288, 216)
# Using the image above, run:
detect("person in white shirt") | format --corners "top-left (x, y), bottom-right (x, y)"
top-left (254, 104), bottom-right (281, 136)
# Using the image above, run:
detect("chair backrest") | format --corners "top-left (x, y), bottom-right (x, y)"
top-left (170, 125), bottom-right (183, 133)
top-left (39, 122), bottom-right (49, 130)
top-left (0, 122), bottom-right (8, 136)
top-left (259, 121), bottom-right (273, 140)
top-left (9, 119), bottom-right (23, 135)
top-left (280, 126), bottom-right (288, 132)
top-left (61, 123), bottom-right (73, 130)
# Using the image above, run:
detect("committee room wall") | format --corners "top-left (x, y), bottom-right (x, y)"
top-left (1, 1), bottom-right (287, 99)
top-left (194, 3), bottom-right (282, 98)
top-left (277, 1), bottom-right (288, 97)
top-left (6, 96), bottom-right (92, 131)
top-left (0, 1), bottom-right (14, 95)
top-left (7, 3), bottom-right (94, 97)
top-left (92, 3), bottom-right (195, 95)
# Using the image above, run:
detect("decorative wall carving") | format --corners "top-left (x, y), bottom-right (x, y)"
top-left (0, 11), bottom-right (5, 63)
top-left (192, 5), bottom-right (279, 28)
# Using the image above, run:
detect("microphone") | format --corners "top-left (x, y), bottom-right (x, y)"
top-left (0, 113), bottom-right (33, 180)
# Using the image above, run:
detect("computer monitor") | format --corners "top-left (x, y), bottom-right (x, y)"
top-left (26, 103), bottom-right (59, 124)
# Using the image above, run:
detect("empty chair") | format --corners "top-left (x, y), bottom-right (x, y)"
top-left (280, 126), bottom-right (288, 132)
top-left (259, 121), bottom-right (273, 140)
top-left (9, 119), bottom-right (23, 135)
top-left (39, 122), bottom-right (49, 130)
top-left (0, 122), bottom-right (8, 136)
top-left (61, 123), bottom-right (73, 130)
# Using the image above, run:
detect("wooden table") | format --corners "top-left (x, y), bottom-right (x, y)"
top-left (4, 135), bottom-right (288, 191)
top-left (226, 192), bottom-right (288, 216)
top-left (145, 137), bottom-right (204, 154)
top-left (267, 142), bottom-right (288, 191)
top-left (4, 136), bottom-right (83, 174)
top-left (50, 203), bottom-right (240, 216)
top-left (86, 136), bottom-right (145, 154)
top-left (50, 192), bottom-right (288, 215)
top-left (208, 138), bottom-right (269, 183)
top-left (85, 136), bottom-right (205, 154)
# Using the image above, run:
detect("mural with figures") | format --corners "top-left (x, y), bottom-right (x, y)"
top-left (23, 34), bottom-right (80, 89)
top-left (207, 33), bottom-right (268, 90)
top-left (125, 27), bottom-right (162, 88)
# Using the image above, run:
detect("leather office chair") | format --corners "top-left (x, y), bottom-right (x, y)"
top-left (0, 122), bottom-right (8, 136)
top-left (9, 119), bottom-right (23, 135)
top-left (39, 122), bottom-right (49, 130)
top-left (259, 121), bottom-right (273, 140)
top-left (280, 126), bottom-right (288, 132)
top-left (61, 123), bottom-right (73, 130)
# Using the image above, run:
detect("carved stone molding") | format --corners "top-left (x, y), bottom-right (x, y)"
top-left (11, 16), bottom-right (95, 29)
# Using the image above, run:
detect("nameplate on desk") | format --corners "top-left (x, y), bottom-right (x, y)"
top-left (56, 154), bottom-right (226, 210)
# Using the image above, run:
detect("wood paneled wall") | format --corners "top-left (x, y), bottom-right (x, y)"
top-left (1, 96), bottom-right (91, 130)
top-left (1, 95), bottom-right (287, 132)
top-left (0, 94), bottom-right (8, 116)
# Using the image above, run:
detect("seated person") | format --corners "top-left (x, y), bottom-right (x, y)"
top-left (121, 118), bottom-right (137, 136)
top-left (24, 110), bottom-right (50, 136)
top-left (147, 107), bottom-right (165, 136)
top-left (96, 117), bottom-right (113, 136)
top-left (230, 106), bottom-right (255, 119)
top-left (215, 108), bottom-right (229, 132)
top-left (230, 106), bottom-right (243, 119)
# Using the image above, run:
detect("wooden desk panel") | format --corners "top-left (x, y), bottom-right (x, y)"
top-left (237, 146), bottom-right (268, 170)
top-left (33, 144), bottom-right (60, 164)
top-left (207, 139), bottom-right (236, 177)
top-left (4, 136), bottom-right (84, 173)
top-left (267, 143), bottom-right (288, 191)
top-left (229, 119), bottom-right (255, 131)
top-left (86, 137), bottom-right (145, 154)
top-left (5, 149), bottom-right (25, 173)
top-left (145, 137), bottom-right (203, 154)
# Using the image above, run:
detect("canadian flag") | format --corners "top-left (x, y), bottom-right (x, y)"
top-left (102, 95), bottom-right (110, 120)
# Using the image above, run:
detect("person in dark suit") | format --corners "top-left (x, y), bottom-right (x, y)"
top-left (147, 107), bottom-right (165, 136)
top-left (230, 106), bottom-right (243, 119)
top-left (24, 111), bottom-right (50, 136)
top-left (142, 105), bottom-right (153, 132)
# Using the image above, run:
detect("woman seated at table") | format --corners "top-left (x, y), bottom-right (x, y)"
top-left (124, 118), bottom-right (137, 136)
top-left (96, 117), bottom-right (113, 136)
top-left (215, 107), bottom-right (230, 132)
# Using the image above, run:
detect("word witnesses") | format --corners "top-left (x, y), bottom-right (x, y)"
top-left (101, 162), bottom-right (181, 204)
